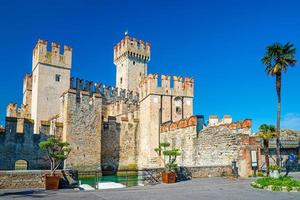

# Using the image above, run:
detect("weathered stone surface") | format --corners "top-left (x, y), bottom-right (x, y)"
top-left (0, 170), bottom-right (44, 189)
top-left (160, 120), bottom-right (260, 177)
top-left (0, 118), bottom-right (63, 170)
top-left (0, 170), bottom-right (77, 189)
top-left (63, 91), bottom-right (102, 171)
top-left (101, 118), bottom-right (139, 170)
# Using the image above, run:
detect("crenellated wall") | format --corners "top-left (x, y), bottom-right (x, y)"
top-left (114, 35), bottom-right (150, 64)
top-left (70, 77), bottom-right (140, 105)
top-left (62, 89), bottom-right (102, 171)
top-left (160, 117), bottom-right (261, 177)
top-left (139, 74), bottom-right (194, 100)
top-left (0, 117), bottom-right (63, 170)
top-left (114, 35), bottom-right (150, 92)
top-left (32, 39), bottom-right (72, 69)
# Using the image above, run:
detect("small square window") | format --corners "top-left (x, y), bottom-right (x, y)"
top-left (55, 74), bottom-right (61, 82)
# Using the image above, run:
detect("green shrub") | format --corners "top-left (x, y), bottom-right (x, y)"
top-left (252, 176), bottom-right (300, 192)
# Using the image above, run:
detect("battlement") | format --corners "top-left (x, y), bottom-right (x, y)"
top-left (32, 39), bottom-right (72, 69)
top-left (6, 103), bottom-right (31, 119)
top-left (114, 35), bottom-right (150, 64)
top-left (70, 77), bottom-right (139, 104)
top-left (160, 116), bottom-right (198, 133)
top-left (160, 116), bottom-right (252, 134)
top-left (139, 74), bottom-right (194, 99)
top-left (208, 115), bottom-right (232, 126)
top-left (207, 118), bottom-right (252, 130)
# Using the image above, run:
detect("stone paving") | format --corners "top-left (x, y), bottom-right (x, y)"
top-left (1, 173), bottom-right (300, 200)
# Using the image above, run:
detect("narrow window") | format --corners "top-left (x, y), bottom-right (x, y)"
top-left (174, 97), bottom-right (182, 115)
top-left (133, 61), bottom-right (136, 65)
top-left (120, 77), bottom-right (123, 84)
top-left (55, 74), bottom-right (61, 82)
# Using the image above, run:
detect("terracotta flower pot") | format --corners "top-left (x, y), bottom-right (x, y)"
top-left (162, 171), bottom-right (176, 183)
top-left (45, 174), bottom-right (60, 190)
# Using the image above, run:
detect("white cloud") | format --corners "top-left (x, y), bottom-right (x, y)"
top-left (281, 113), bottom-right (300, 130)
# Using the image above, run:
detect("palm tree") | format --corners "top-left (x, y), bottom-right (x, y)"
top-left (258, 124), bottom-right (275, 176)
top-left (261, 42), bottom-right (297, 166)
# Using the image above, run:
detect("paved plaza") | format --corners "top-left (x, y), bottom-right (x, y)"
top-left (1, 173), bottom-right (300, 200)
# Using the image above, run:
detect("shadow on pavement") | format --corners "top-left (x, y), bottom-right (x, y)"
top-left (0, 189), bottom-right (51, 198)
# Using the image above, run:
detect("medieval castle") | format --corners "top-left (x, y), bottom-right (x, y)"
top-left (0, 35), bottom-right (260, 177)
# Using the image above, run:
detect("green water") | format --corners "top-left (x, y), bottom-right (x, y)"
top-left (79, 174), bottom-right (139, 188)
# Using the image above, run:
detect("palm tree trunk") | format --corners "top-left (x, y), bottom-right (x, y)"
top-left (275, 73), bottom-right (281, 166)
top-left (264, 139), bottom-right (270, 176)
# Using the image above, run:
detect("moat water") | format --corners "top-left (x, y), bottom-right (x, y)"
top-left (79, 174), bottom-right (139, 188)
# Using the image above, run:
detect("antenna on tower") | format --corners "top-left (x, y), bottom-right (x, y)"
top-left (124, 30), bottom-right (128, 36)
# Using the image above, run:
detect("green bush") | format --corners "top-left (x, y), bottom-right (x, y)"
top-left (252, 176), bottom-right (300, 192)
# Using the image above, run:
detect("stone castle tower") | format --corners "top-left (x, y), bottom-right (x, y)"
top-left (31, 39), bottom-right (72, 133)
top-left (114, 35), bottom-right (150, 92)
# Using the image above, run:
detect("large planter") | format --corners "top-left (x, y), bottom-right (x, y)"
top-left (162, 171), bottom-right (176, 184)
top-left (270, 170), bottom-right (280, 179)
top-left (45, 174), bottom-right (60, 190)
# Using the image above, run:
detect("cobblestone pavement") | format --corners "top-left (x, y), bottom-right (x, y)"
top-left (1, 173), bottom-right (300, 200)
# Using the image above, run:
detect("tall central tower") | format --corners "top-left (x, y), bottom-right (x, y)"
top-left (113, 35), bottom-right (150, 92)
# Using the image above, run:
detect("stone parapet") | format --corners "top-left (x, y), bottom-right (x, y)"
top-left (114, 35), bottom-right (150, 64)
top-left (160, 116), bottom-right (197, 133)
top-left (139, 74), bottom-right (194, 99)
top-left (32, 39), bottom-right (72, 69)
top-left (69, 77), bottom-right (139, 104)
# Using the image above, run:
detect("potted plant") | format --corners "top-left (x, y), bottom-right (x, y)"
top-left (155, 142), bottom-right (181, 184)
top-left (39, 136), bottom-right (71, 190)
top-left (269, 165), bottom-right (281, 178)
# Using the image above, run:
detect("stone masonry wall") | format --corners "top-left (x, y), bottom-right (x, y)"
top-left (0, 117), bottom-right (63, 170)
top-left (62, 90), bottom-right (102, 171)
top-left (0, 170), bottom-right (45, 189)
top-left (101, 117), bottom-right (139, 170)
top-left (0, 170), bottom-right (78, 189)
top-left (160, 117), bottom-right (259, 177)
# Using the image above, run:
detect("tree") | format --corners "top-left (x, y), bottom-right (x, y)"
top-left (258, 124), bottom-right (276, 176)
top-left (155, 142), bottom-right (181, 172)
top-left (39, 136), bottom-right (71, 176)
top-left (261, 42), bottom-right (297, 166)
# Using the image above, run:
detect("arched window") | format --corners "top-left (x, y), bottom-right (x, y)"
top-left (15, 160), bottom-right (28, 170)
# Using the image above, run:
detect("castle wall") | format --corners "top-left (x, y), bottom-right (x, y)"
top-left (62, 90), bottom-right (102, 171)
top-left (160, 117), bottom-right (261, 177)
top-left (137, 74), bottom-right (194, 169)
top-left (138, 95), bottom-right (162, 168)
top-left (101, 117), bottom-right (139, 171)
top-left (0, 117), bottom-right (63, 170)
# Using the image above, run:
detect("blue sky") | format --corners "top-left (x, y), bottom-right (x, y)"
top-left (0, 0), bottom-right (299, 131)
